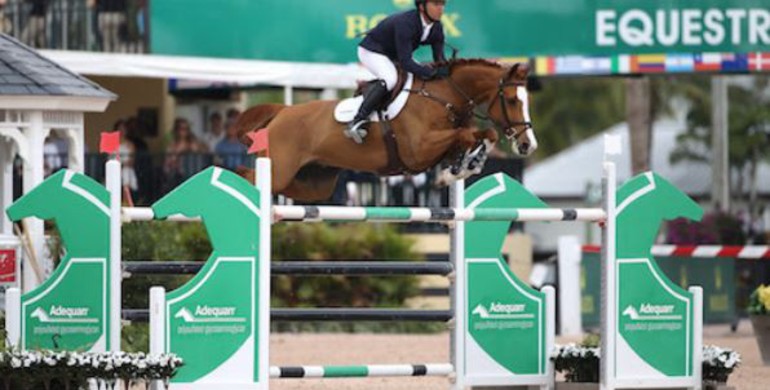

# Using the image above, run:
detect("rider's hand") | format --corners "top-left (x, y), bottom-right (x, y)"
top-left (434, 65), bottom-right (450, 78)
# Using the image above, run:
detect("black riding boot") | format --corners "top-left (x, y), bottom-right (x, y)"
top-left (345, 80), bottom-right (389, 144)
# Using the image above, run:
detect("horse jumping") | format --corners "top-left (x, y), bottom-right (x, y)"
top-left (235, 59), bottom-right (537, 201)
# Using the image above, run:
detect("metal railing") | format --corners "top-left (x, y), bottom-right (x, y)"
top-left (1, 0), bottom-right (148, 53)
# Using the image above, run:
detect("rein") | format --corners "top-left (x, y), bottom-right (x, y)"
top-left (404, 73), bottom-right (532, 139)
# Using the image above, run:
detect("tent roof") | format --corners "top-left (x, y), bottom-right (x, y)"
top-left (524, 117), bottom-right (770, 198)
top-left (40, 50), bottom-right (369, 90)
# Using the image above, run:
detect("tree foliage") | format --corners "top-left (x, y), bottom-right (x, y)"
top-left (529, 77), bottom-right (626, 159)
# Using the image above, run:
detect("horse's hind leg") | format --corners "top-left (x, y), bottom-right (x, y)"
top-left (282, 175), bottom-right (340, 202)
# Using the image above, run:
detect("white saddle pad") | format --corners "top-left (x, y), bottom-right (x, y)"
top-left (334, 73), bottom-right (414, 123)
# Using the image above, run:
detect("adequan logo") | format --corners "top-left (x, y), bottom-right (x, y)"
top-left (471, 302), bottom-right (534, 320)
top-left (30, 306), bottom-right (98, 324)
top-left (174, 305), bottom-right (246, 323)
top-left (622, 303), bottom-right (682, 321)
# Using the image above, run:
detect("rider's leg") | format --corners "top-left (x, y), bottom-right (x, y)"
top-left (345, 47), bottom-right (397, 143)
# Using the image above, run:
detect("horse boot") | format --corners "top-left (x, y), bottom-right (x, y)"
top-left (345, 80), bottom-right (388, 144)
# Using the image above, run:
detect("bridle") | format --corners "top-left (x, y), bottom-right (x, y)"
top-left (406, 67), bottom-right (533, 140)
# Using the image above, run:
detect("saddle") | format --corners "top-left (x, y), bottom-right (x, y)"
top-left (354, 67), bottom-right (410, 108)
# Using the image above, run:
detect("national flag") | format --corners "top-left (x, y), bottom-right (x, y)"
top-left (535, 57), bottom-right (555, 76)
top-left (580, 57), bottom-right (612, 74)
top-left (694, 53), bottom-right (722, 72)
top-left (99, 131), bottom-right (121, 155)
top-left (665, 54), bottom-right (694, 73)
top-left (721, 53), bottom-right (748, 72)
top-left (611, 55), bottom-right (631, 74)
top-left (555, 56), bottom-right (583, 74)
top-left (247, 129), bottom-right (269, 155)
top-left (749, 52), bottom-right (770, 71)
top-left (636, 54), bottom-right (666, 73)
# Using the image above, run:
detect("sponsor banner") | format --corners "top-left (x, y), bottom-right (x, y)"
top-left (152, 0), bottom-right (770, 77)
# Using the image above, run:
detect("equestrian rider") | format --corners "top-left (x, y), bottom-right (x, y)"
top-left (345, 0), bottom-right (449, 144)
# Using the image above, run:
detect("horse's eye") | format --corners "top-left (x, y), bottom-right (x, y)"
top-left (506, 98), bottom-right (518, 105)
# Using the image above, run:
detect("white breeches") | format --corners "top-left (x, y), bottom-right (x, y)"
top-left (358, 46), bottom-right (398, 91)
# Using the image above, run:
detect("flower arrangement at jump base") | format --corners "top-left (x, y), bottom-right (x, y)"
top-left (0, 350), bottom-right (183, 390)
top-left (748, 284), bottom-right (770, 364)
top-left (551, 337), bottom-right (740, 390)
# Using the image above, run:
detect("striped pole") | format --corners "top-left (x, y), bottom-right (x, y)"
top-left (273, 205), bottom-right (605, 222)
top-left (270, 363), bottom-right (454, 378)
top-left (124, 206), bottom-right (605, 223)
top-left (583, 245), bottom-right (770, 259)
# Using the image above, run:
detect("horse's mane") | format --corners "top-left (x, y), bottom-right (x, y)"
top-left (429, 58), bottom-right (503, 69)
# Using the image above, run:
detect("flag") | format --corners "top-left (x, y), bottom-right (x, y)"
top-left (535, 57), bottom-right (555, 76)
top-left (749, 52), bottom-right (770, 71)
top-left (665, 54), bottom-right (694, 73)
top-left (247, 129), bottom-right (269, 155)
top-left (99, 131), bottom-right (121, 155)
top-left (694, 53), bottom-right (722, 72)
top-left (611, 55), bottom-right (631, 74)
top-left (636, 54), bottom-right (666, 73)
top-left (721, 53), bottom-right (748, 72)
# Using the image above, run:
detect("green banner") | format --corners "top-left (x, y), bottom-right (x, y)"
top-left (151, 0), bottom-right (770, 62)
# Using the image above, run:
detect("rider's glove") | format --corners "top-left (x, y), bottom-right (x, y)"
top-left (434, 65), bottom-right (450, 78)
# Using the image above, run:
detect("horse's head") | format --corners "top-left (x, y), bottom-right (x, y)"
top-left (488, 63), bottom-right (538, 157)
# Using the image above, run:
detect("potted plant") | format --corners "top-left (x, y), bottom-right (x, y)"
top-left (552, 337), bottom-right (740, 389)
top-left (702, 345), bottom-right (741, 390)
top-left (748, 284), bottom-right (770, 364)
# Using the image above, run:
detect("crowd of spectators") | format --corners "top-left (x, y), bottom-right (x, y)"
top-left (2, 0), bottom-right (147, 52)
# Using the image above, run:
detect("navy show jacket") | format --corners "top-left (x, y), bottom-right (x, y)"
top-left (360, 9), bottom-right (446, 79)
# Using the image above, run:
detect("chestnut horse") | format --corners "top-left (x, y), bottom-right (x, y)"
top-left (236, 59), bottom-right (537, 201)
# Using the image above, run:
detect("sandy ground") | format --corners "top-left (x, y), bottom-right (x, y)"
top-left (268, 319), bottom-right (769, 390)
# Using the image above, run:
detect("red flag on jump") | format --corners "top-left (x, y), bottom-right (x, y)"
top-left (247, 129), bottom-right (269, 156)
top-left (100, 131), bottom-right (121, 155)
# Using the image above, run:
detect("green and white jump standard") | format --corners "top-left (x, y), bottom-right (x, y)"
top-left (4, 139), bottom-right (704, 390)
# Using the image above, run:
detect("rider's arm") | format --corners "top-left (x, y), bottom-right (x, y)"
top-left (430, 24), bottom-right (446, 63)
top-left (395, 23), bottom-right (436, 79)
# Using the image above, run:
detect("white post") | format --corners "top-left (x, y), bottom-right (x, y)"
top-left (149, 286), bottom-right (166, 355)
top-left (690, 286), bottom-right (703, 390)
top-left (557, 235), bottom-right (582, 336)
top-left (283, 86), bottom-right (294, 106)
top-left (22, 113), bottom-right (47, 292)
top-left (5, 287), bottom-right (20, 348)
top-left (0, 140), bottom-right (14, 235)
top-left (256, 158), bottom-right (272, 388)
top-left (600, 160), bottom-right (617, 390)
top-left (106, 159), bottom-right (122, 352)
top-left (543, 285), bottom-right (556, 390)
top-left (149, 286), bottom-right (166, 390)
top-left (450, 179), bottom-right (465, 390)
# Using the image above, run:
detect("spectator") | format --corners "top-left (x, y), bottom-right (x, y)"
top-left (43, 131), bottom-right (64, 177)
top-left (114, 119), bottom-right (139, 205)
top-left (0, 0), bottom-right (13, 35)
top-left (163, 117), bottom-right (208, 187)
top-left (203, 112), bottom-right (225, 151)
top-left (21, 0), bottom-right (49, 48)
top-left (215, 116), bottom-right (248, 171)
top-left (88, 0), bottom-right (126, 52)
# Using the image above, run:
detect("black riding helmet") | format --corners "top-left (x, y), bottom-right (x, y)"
top-left (415, 0), bottom-right (446, 8)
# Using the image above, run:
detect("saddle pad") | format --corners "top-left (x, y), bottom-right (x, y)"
top-left (334, 73), bottom-right (414, 123)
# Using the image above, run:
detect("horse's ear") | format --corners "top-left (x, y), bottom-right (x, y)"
top-left (506, 62), bottom-right (529, 81)
top-left (514, 63), bottom-right (530, 80)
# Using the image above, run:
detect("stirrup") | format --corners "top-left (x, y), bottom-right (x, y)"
top-left (344, 120), bottom-right (369, 144)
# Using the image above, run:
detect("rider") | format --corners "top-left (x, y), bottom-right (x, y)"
top-left (345, 0), bottom-right (449, 143)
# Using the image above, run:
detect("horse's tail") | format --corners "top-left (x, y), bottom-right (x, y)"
top-left (236, 103), bottom-right (286, 143)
